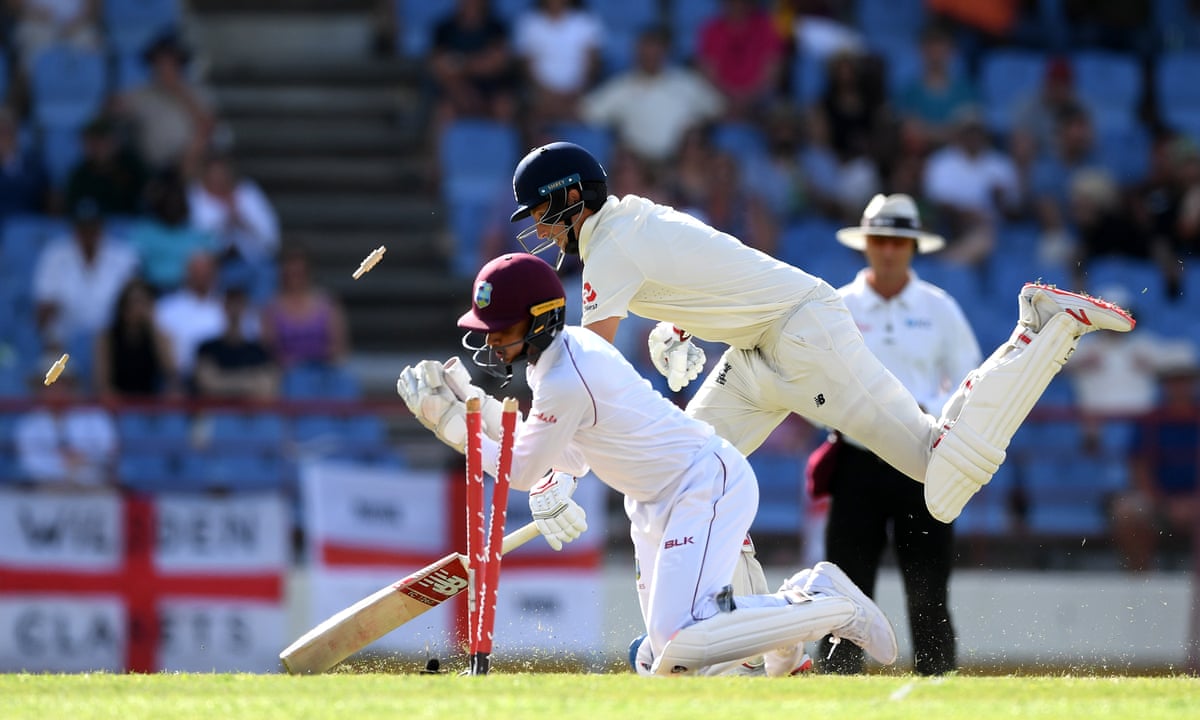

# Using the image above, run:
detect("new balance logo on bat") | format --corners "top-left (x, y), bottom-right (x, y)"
top-left (400, 565), bottom-right (469, 605)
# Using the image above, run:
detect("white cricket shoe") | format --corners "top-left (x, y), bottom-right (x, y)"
top-left (763, 645), bottom-right (815, 677)
top-left (1019, 283), bottom-right (1135, 335)
top-left (781, 562), bottom-right (898, 666)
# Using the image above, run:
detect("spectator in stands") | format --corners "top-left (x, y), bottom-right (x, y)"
top-left (14, 352), bottom-right (117, 488)
top-left (801, 94), bottom-right (882, 222)
top-left (126, 168), bottom-right (215, 294)
top-left (1011, 57), bottom-right (1080, 160)
top-left (1164, 137), bottom-right (1200, 289)
top-left (895, 22), bottom-right (977, 153)
top-left (194, 285), bottom-right (279, 401)
top-left (259, 246), bottom-right (349, 369)
top-left (1064, 0), bottom-right (1155, 58)
top-left (0, 106), bottom-right (50, 226)
top-left (1111, 360), bottom-right (1200, 572)
top-left (93, 277), bottom-right (179, 401)
top-left (580, 25), bottom-right (725, 166)
top-left (187, 151), bottom-right (280, 303)
top-left (64, 115), bottom-right (148, 217)
top-left (31, 196), bottom-right (139, 352)
top-left (1067, 168), bottom-right (1153, 284)
top-left (1030, 102), bottom-right (1099, 265)
top-left (926, 0), bottom-right (1020, 75)
top-left (114, 30), bottom-right (217, 176)
top-left (922, 105), bottom-right (1021, 266)
top-left (12, 0), bottom-right (101, 71)
top-left (154, 250), bottom-right (225, 383)
top-left (513, 0), bottom-right (603, 136)
top-left (816, 193), bottom-right (980, 676)
top-left (428, 0), bottom-right (517, 129)
top-left (695, 0), bottom-right (786, 120)
top-left (1065, 284), bottom-right (1198, 453)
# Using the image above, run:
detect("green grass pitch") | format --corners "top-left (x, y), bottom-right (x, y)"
top-left (2, 672), bottom-right (1198, 720)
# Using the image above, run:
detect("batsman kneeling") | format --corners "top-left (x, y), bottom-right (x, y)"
top-left (398, 253), bottom-right (898, 676)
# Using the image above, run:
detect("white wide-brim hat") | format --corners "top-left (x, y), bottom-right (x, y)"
top-left (836, 193), bottom-right (946, 254)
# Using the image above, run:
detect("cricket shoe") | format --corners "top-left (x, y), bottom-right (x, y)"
top-left (1018, 283), bottom-right (1135, 335)
top-left (763, 645), bottom-right (816, 677)
top-left (781, 562), bottom-right (898, 666)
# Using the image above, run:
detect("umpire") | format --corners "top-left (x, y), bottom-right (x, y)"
top-left (815, 194), bottom-right (982, 675)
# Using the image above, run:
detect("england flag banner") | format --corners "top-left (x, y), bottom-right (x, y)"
top-left (300, 460), bottom-right (605, 661)
top-left (0, 489), bottom-right (289, 673)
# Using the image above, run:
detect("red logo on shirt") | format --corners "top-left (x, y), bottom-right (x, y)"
top-left (582, 282), bottom-right (597, 303)
top-left (533, 411), bottom-right (557, 424)
top-left (664, 536), bottom-right (694, 549)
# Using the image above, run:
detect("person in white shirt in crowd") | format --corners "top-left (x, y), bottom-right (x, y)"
top-left (580, 25), bottom-right (725, 167)
top-left (813, 193), bottom-right (981, 675)
top-left (15, 353), bottom-right (117, 488)
top-left (153, 250), bottom-right (227, 383)
top-left (513, 0), bottom-right (603, 132)
top-left (502, 142), bottom-right (1135, 651)
top-left (396, 252), bottom-right (896, 677)
top-left (922, 106), bottom-right (1022, 266)
top-left (188, 151), bottom-right (281, 303)
top-left (32, 196), bottom-right (139, 353)
top-left (1064, 284), bottom-right (1199, 451)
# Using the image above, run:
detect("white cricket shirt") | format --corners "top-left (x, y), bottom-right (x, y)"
top-left (837, 269), bottom-right (982, 414)
top-left (480, 326), bottom-right (718, 502)
top-left (577, 195), bottom-right (825, 349)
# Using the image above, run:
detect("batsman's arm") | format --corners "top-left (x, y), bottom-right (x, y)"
top-left (279, 521), bottom-right (540, 675)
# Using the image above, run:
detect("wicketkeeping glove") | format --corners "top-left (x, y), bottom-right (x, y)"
top-left (441, 356), bottom-right (514, 443)
top-left (648, 321), bottom-right (706, 392)
top-left (528, 471), bottom-right (587, 551)
top-left (396, 360), bottom-right (468, 452)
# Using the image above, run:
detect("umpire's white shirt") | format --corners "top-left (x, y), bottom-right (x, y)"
top-left (838, 269), bottom-right (982, 416)
top-left (578, 194), bottom-right (826, 349)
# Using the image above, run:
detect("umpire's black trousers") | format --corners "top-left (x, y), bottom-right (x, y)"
top-left (817, 441), bottom-right (957, 675)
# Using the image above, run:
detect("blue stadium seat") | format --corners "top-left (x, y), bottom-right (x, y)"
top-left (41, 125), bottom-right (84, 190)
top-left (1023, 455), bottom-right (1127, 536)
top-left (117, 410), bottom-right (191, 449)
top-left (439, 120), bottom-right (519, 276)
top-left (955, 461), bottom-right (1014, 535)
top-left (395, 0), bottom-right (457, 58)
top-left (791, 50), bottom-right (828, 107)
top-left (103, 0), bottom-right (182, 56)
top-left (291, 413), bottom-right (341, 444)
top-left (747, 452), bottom-right (803, 535)
top-left (546, 122), bottom-right (614, 168)
top-left (857, 0), bottom-right (926, 53)
top-left (29, 44), bottom-right (108, 129)
top-left (493, 0), bottom-right (533, 21)
top-left (1080, 257), bottom-right (1165, 301)
top-left (118, 451), bottom-right (175, 492)
top-left (113, 50), bottom-right (151, 92)
top-left (710, 121), bottom-right (769, 163)
top-left (0, 52), bottom-right (8, 104)
top-left (978, 50), bottom-right (1047, 134)
top-left (1, 215), bottom-right (72, 297)
top-left (911, 257), bottom-right (984, 307)
top-left (1156, 51), bottom-right (1200, 134)
top-left (1153, 0), bottom-right (1200, 51)
top-left (179, 450), bottom-right (288, 492)
top-left (668, 0), bottom-right (720, 61)
top-left (1071, 51), bottom-right (1143, 134)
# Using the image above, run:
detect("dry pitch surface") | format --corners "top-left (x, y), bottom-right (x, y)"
top-left (2, 672), bottom-right (1198, 720)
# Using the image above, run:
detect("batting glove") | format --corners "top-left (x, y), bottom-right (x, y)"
top-left (528, 471), bottom-right (587, 551)
top-left (648, 322), bottom-right (706, 392)
top-left (396, 360), bottom-right (468, 452)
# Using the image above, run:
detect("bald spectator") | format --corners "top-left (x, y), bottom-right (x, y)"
top-left (581, 26), bottom-right (725, 165)
top-left (153, 251), bottom-right (225, 382)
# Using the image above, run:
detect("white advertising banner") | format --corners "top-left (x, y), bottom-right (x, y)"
top-left (0, 489), bottom-right (288, 673)
top-left (299, 461), bottom-right (608, 664)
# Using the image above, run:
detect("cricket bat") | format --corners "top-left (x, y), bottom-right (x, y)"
top-left (280, 521), bottom-right (541, 674)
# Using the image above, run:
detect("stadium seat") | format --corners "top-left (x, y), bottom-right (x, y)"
top-left (103, 0), bottom-right (182, 56)
top-left (1, 215), bottom-right (72, 297)
top-left (395, 0), bottom-right (457, 58)
top-left (291, 414), bottom-right (341, 444)
top-left (29, 44), bottom-right (108, 129)
top-left (1155, 51), bottom-right (1200, 134)
top-left (1094, 124), bottom-right (1151, 187)
top-left (179, 449), bottom-right (288, 492)
top-left (546, 122), bottom-right (614, 168)
top-left (118, 451), bottom-right (175, 493)
top-left (40, 125), bottom-right (84, 190)
top-left (955, 461), bottom-right (1014, 535)
top-left (978, 50), bottom-right (1047, 134)
top-left (668, 0), bottom-right (720, 61)
top-left (1080, 257), bottom-right (1165, 301)
top-left (856, 0), bottom-right (926, 53)
top-left (747, 452), bottom-right (803, 535)
top-left (791, 50), bottom-right (828, 107)
top-left (1023, 455), bottom-right (1127, 536)
top-left (1071, 51), bottom-right (1143, 135)
top-left (439, 120), bottom-right (519, 276)
top-left (0, 52), bottom-right (8, 104)
top-left (584, 0), bottom-right (657, 73)
top-left (1153, 0), bottom-right (1200, 51)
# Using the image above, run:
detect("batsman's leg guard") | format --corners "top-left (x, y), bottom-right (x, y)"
top-left (651, 598), bottom-right (856, 676)
top-left (724, 534), bottom-right (771, 672)
top-left (926, 313), bottom-right (1079, 522)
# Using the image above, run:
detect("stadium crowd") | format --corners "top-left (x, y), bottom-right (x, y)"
top-left (0, 0), bottom-right (1196, 571)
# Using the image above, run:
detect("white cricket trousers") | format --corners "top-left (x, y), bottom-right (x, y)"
top-left (626, 436), bottom-right (763, 656)
top-left (687, 282), bottom-right (941, 484)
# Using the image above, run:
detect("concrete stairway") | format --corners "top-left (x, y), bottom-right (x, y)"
top-left (189, 0), bottom-right (470, 374)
